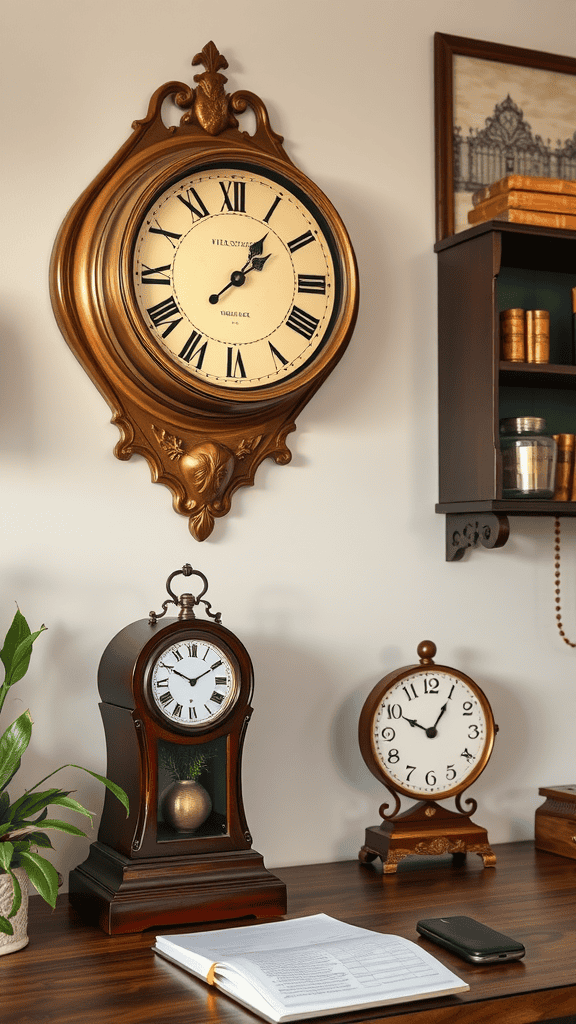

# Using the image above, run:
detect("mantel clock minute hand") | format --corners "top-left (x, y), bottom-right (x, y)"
top-left (425, 702), bottom-right (448, 738)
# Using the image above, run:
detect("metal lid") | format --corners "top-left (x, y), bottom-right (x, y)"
top-left (499, 416), bottom-right (547, 435)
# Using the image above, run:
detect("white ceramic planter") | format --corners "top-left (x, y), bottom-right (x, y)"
top-left (0, 868), bottom-right (29, 955)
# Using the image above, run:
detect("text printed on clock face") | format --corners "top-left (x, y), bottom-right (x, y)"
top-left (372, 672), bottom-right (489, 797)
top-left (132, 167), bottom-right (339, 389)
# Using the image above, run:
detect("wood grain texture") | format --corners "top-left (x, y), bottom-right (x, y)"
top-left (2, 842), bottom-right (575, 1023)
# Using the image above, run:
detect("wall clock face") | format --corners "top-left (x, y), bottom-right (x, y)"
top-left (50, 43), bottom-right (359, 541)
top-left (149, 634), bottom-right (237, 729)
top-left (132, 163), bottom-right (340, 393)
top-left (370, 669), bottom-right (491, 799)
top-left (50, 42), bottom-right (359, 540)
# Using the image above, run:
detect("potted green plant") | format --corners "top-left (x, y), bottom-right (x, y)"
top-left (0, 608), bottom-right (128, 951)
top-left (159, 745), bottom-right (214, 833)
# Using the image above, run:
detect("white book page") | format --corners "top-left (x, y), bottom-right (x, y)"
top-left (156, 915), bottom-right (467, 1019)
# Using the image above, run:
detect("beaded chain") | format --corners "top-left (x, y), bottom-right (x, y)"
top-left (554, 518), bottom-right (576, 648)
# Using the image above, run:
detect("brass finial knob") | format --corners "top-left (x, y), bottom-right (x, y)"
top-left (417, 640), bottom-right (436, 665)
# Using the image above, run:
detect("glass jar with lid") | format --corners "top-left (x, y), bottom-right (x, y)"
top-left (499, 417), bottom-right (557, 498)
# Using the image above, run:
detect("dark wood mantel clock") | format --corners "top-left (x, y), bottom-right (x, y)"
top-left (69, 565), bottom-right (287, 934)
top-left (358, 641), bottom-right (498, 874)
top-left (50, 41), bottom-right (359, 540)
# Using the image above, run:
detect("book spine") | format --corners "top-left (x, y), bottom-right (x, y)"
top-left (469, 192), bottom-right (576, 222)
top-left (553, 435), bottom-right (575, 501)
top-left (492, 209), bottom-right (576, 230)
top-left (472, 175), bottom-right (576, 206)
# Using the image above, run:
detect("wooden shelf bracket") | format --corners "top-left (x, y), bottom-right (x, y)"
top-left (445, 513), bottom-right (510, 561)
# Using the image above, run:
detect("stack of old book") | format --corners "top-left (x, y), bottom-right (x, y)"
top-left (468, 175), bottom-right (576, 230)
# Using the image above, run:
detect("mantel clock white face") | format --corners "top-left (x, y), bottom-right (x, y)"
top-left (150, 636), bottom-right (237, 729)
top-left (131, 163), bottom-right (340, 391)
top-left (371, 670), bottom-right (492, 799)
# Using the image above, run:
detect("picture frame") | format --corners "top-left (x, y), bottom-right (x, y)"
top-left (434, 33), bottom-right (576, 240)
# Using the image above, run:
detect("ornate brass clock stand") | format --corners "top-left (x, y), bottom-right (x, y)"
top-left (359, 793), bottom-right (497, 874)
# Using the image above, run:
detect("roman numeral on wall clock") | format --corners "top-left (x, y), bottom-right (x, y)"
top-left (286, 306), bottom-right (320, 340)
top-left (147, 297), bottom-right (183, 338)
top-left (177, 188), bottom-right (210, 220)
top-left (220, 180), bottom-right (246, 212)
top-left (179, 331), bottom-right (206, 366)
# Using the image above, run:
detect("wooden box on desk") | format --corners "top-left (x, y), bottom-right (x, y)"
top-left (535, 785), bottom-right (576, 860)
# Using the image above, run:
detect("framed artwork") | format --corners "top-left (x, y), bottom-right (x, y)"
top-left (434, 33), bottom-right (576, 239)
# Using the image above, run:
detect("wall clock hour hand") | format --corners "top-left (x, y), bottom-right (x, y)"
top-left (209, 242), bottom-right (271, 304)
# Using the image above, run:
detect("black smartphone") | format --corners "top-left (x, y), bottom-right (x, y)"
top-left (416, 916), bottom-right (525, 964)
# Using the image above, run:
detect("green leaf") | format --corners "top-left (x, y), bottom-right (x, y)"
top-left (5, 867), bottom-right (22, 919)
top-left (69, 765), bottom-right (129, 816)
top-left (0, 915), bottom-right (14, 936)
top-left (0, 840), bottom-right (15, 872)
top-left (17, 850), bottom-right (59, 908)
top-left (48, 793), bottom-right (94, 822)
top-left (0, 610), bottom-right (46, 689)
top-left (8, 787), bottom-right (67, 821)
top-left (0, 608), bottom-right (31, 677)
top-left (26, 818), bottom-right (87, 837)
top-left (0, 790), bottom-right (10, 823)
top-left (0, 711), bottom-right (32, 791)
top-left (13, 832), bottom-right (53, 851)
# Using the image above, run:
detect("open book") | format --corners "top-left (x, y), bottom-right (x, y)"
top-left (153, 913), bottom-right (469, 1022)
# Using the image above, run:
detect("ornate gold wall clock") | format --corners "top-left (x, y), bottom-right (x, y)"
top-left (50, 41), bottom-right (359, 540)
top-left (358, 641), bottom-right (498, 874)
top-left (69, 564), bottom-right (287, 934)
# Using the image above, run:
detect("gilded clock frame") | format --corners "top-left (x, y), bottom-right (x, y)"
top-left (50, 42), bottom-right (359, 540)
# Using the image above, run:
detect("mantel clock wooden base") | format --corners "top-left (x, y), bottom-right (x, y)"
top-left (70, 842), bottom-right (286, 935)
top-left (359, 801), bottom-right (496, 874)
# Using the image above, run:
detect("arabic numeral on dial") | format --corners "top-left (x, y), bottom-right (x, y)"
top-left (446, 764), bottom-right (457, 781)
top-left (468, 724), bottom-right (480, 739)
top-left (386, 704), bottom-right (402, 720)
top-left (381, 727), bottom-right (395, 742)
top-left (462, 701), bottom-right (474, 715)
top-left (424, 677), bottom-right (440, 694)
top-left (387, 749), bottom-right (400, 764)
top-left (402, 682), bottom-right (417, 701)
top-left (425, 770), bottom-right (437, 786)
top-left (406, 765), bottom-right (416, 781)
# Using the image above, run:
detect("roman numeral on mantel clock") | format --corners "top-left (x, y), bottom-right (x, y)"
top-left (358, 641), bottom-right (499, 874)
top-left (50, 41), bottom-right (358, 540)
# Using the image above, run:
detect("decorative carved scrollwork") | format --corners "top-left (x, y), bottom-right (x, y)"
top-left (446, 513), bottom-right (510, 561)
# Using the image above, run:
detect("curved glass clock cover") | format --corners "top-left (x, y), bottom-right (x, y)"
top-left (131, 162), bottom-right (341, 391)
top-left (371, 670), bottom-right (492, 798)
top-left (150, 636), bottom-right (237, 728)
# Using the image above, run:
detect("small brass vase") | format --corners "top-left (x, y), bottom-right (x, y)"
top-left (161, 780), bottom-right (212, 832)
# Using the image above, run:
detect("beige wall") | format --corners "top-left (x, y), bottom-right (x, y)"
top-left (2, 0), bottom-right (575, 888)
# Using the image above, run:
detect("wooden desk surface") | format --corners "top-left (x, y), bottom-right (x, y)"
top-left (2, 842), bottom-right (575, 1024)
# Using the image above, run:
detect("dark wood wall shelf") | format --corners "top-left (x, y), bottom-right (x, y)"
top-left (435, 220), bottom-right (576, 560)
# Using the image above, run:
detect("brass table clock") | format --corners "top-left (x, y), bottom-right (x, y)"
top-left (358, 641), bottom-right (498, 873)
top-left (69, 565), bottom-right (286, 933)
